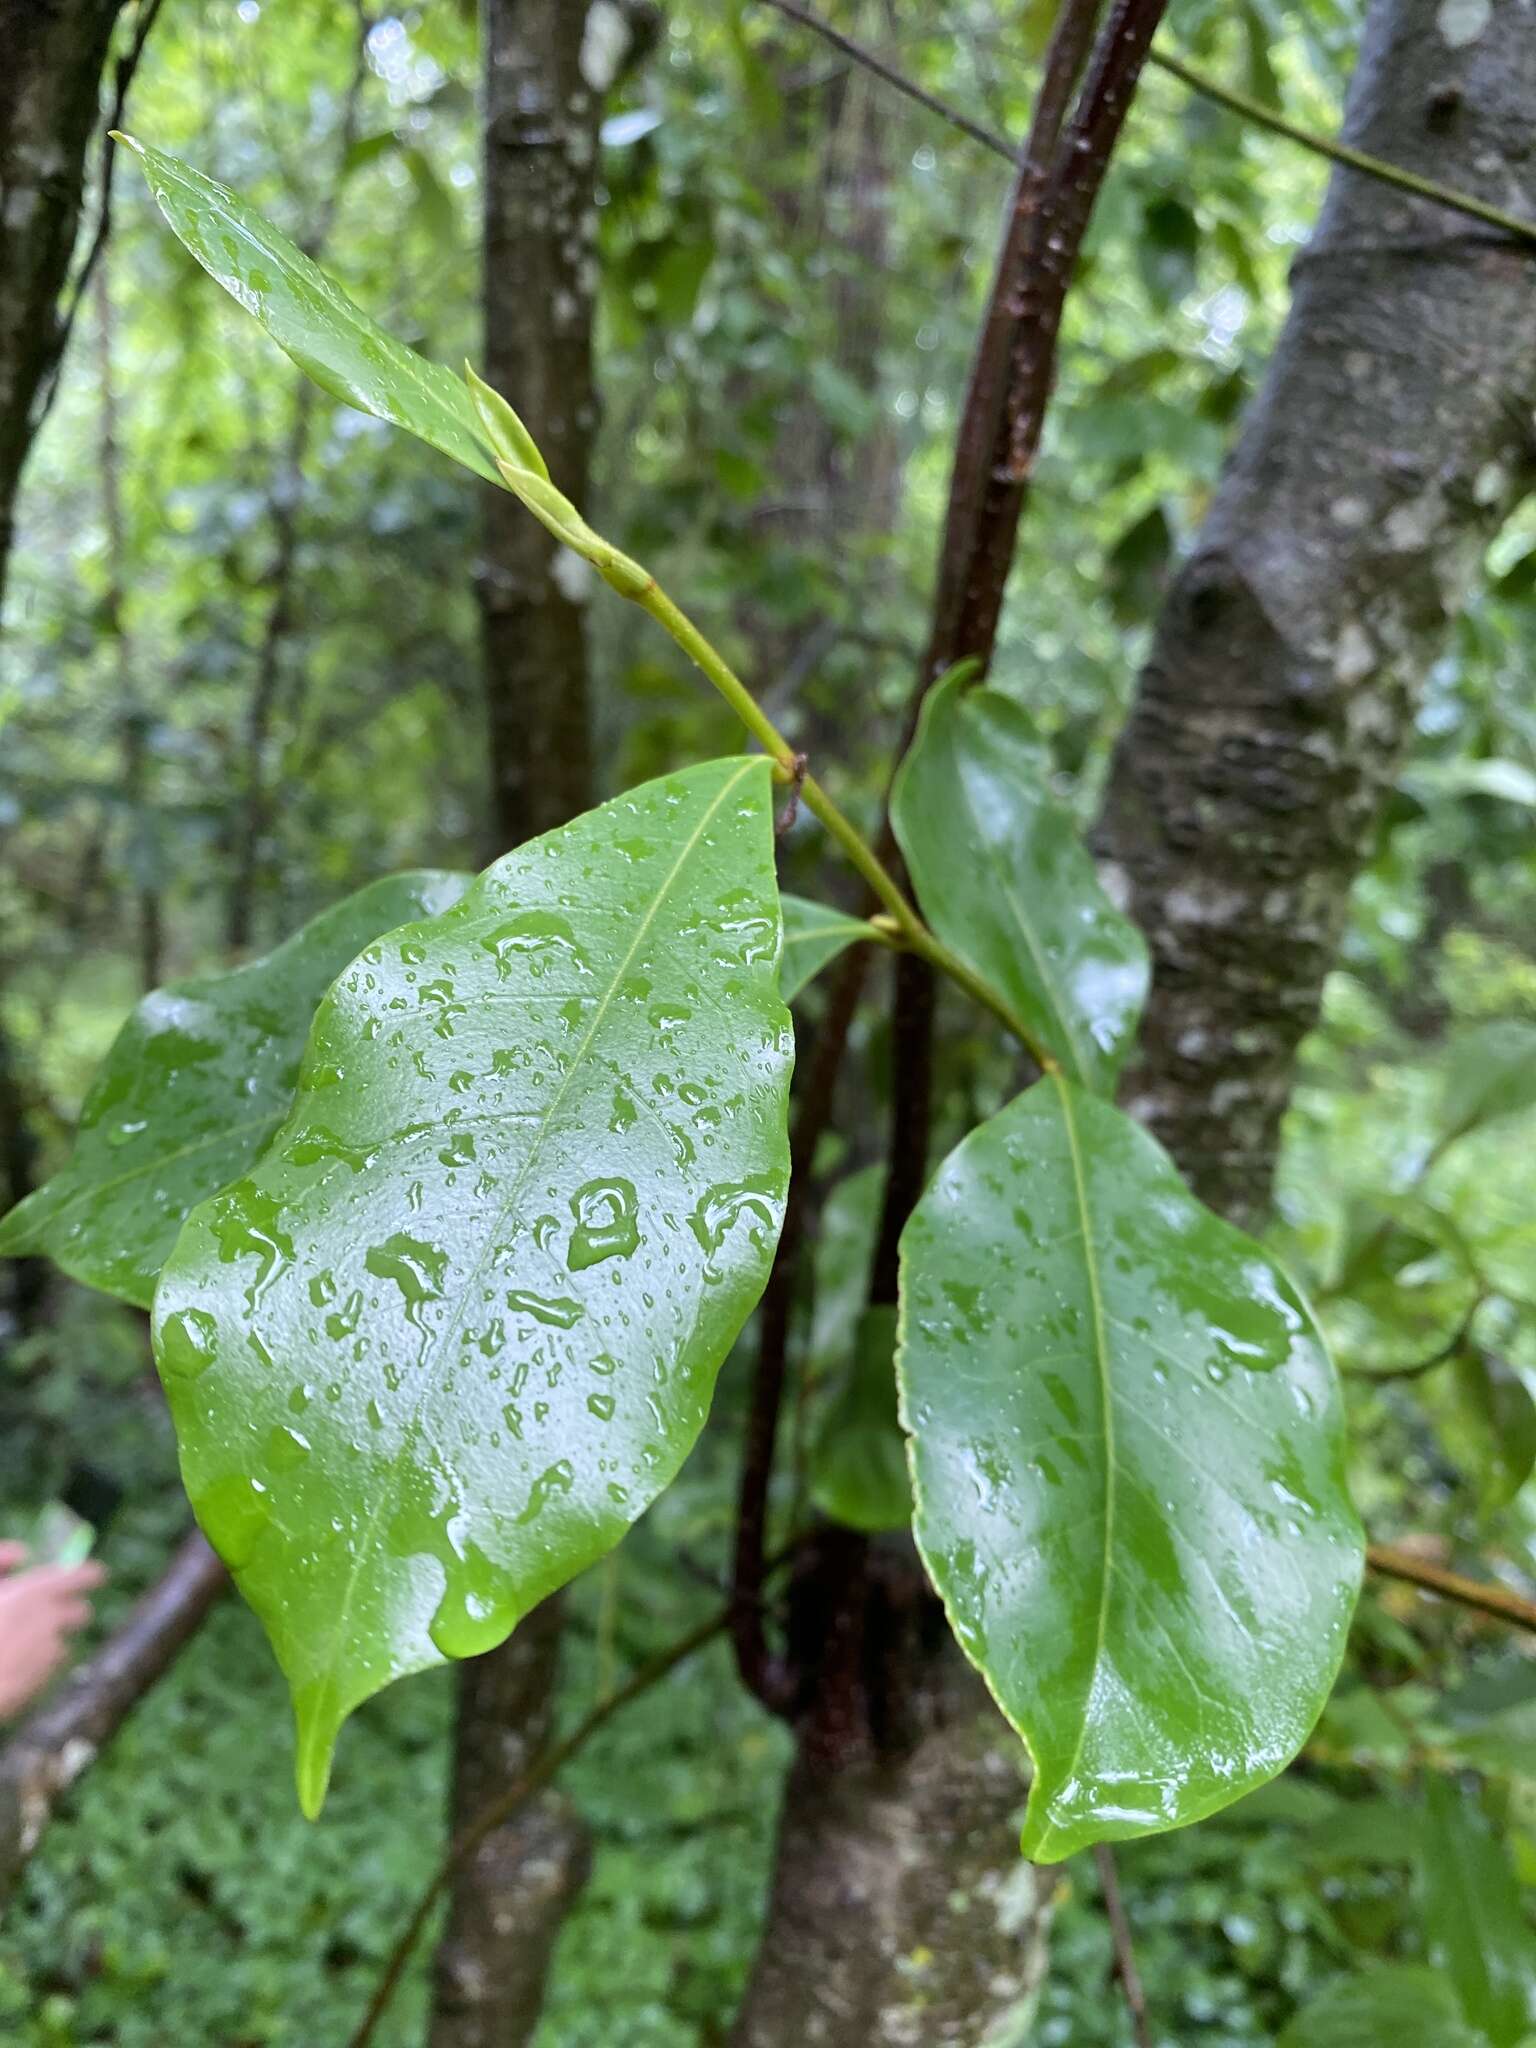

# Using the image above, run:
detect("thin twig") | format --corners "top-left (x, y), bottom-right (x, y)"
top-left (1367, 1542), bottom-right (1536, 1636)
top-left (751, 4), bottom-right (1536, 255)
top-left (755, 0), bottom-right (1018, 161)
top-left (731, 944), bottom-right (871, 1712)
top-left (350, 1556), bottom-right (799, 2048)
top-left (0, 1531), bottom-right (226, 1902)
top-left (1094, 1843), bottom-right (1154, 2048)
top-left (1343, 1300), bottom-right (1484, 1384)
top-left (1149, 49), bottom-right (1536, 250)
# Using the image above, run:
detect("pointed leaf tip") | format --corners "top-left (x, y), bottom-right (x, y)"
top-left (899, 1074), bottom-right (1362, 1861)
top-left (294, 1702), bottom-right (337, 1821)
top-left (122, 138), bottom-right (501, 482)
top-left (154, 758), bottom-right (792, 1806)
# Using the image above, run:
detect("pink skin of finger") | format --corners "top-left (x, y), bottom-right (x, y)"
top-left (0, 1557), bottom-right (107, 1717)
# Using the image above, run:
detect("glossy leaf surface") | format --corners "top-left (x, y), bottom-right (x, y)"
top-left (1278, 1968), bottom-right (1484, 2048)
top-left (117, 136), bottom-right (501, 484)
top-left (152, 759), bottom-right (792, 1813)
top-left (1422, 1775), bottom-right (1536, 2046)
top-left (778, 893), bottom-right (878, 1002)
top-left (890, 671), bottom-right (1148, 1091)
top-left (898, 1073), bottom-right (1362, 1861)
top-left (0, 872), bottom-right (470, 1308)
top-left (809, 1306), bottom-right (910, 1532)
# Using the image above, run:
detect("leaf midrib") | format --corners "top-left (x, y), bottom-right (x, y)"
top-left (1035, 1071), bottom-right (1116, 1854)
top-left (311, 760), bottom-right (761, 1748)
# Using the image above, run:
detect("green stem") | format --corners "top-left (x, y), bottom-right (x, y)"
top-left (639, 582), bottom-right (1048, 1060)
top-left (1149, 49), bottom-right (1536, 250)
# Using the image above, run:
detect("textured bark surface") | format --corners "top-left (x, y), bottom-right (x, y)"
top-left (427, 4), bottom-right (655, 2035)
top-left (731, 1581), bottom-right (1055, 2048)
top-left (735, 3), bottom-right (1536, 2039)
top-left (0, 1531), bottom-right (225, 1906)
top-left (1095, 0), bottom-right (1536, 1227)
top-left (0, 0), bottom-right (125, 621)
top-left (430, 1599), bottom-right (592, 2048)
top-left (478, 0), bottom-right (606, 852)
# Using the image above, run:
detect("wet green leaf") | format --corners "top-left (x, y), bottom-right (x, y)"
top-left (152, 759), bottom-right (792, 1814)
top-left (115, 135), bottom-right (501, 484)
top-left (1442, 1019), bottom-right (1536, 1140)
top-left (1423, 1350), bottom-right (1536, 1514)
top-left (890, 671), bottom-right (1148, 1091)
top-left (898, 1073), bottom-right (1362, 1862)
top-left (1278, 1967), bottom-right (1485, 2048)
top-left (1423, 1776), bottom-right (1536, 2046)
top-left (809, 1306), bottom-right (910, 1533)
top-left (778, 893), bottom-right (877, 1002)
top-left (0, 872), bottom-right (471, 1308)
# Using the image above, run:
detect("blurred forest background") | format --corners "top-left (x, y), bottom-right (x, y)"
top-left (5, 0), bottom-right (1536, 2043)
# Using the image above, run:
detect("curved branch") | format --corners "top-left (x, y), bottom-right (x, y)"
top-left (1367, 1542), bottom-right (1536, 1636)
top-left (0, 1529), bottom-right (226, 1903)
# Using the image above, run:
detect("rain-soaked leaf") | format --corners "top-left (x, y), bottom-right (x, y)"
top-left (0, 872), bottom-right (471, 1308)
top-left (1278, 1967), bottom-right (1484, 2048)
top-left (1423, 1350), bottom-right (1536, 1514)
top-left (809, 1306), bottom-right (910, 1532)
top-left (1423, 1775), bottom-right (1536, 2046)
top-left (898, 1073), bottom-right (1362, 1862)
top-left (116, 135), bottom-right (500, 483)
top-left (1441, 1018), bottom-right (1536, 1140)
top-left (153, 758), bottom-right (792, 1814)
top-left (891, 671), bottom-right (1148, 1092)
top-left (778, 893), bottom-right (878, 1002)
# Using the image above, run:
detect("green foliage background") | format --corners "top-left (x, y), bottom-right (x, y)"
top-left (7, 0), bottom-right (1536, 2039)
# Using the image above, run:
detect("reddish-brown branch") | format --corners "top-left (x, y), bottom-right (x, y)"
top-left (731, 941), bottom-right (872, 1713)
top-left (731, 0), bottom-right (1168, 1710)
top-left (925, 0), bottom-right (1169, 693)
top-left (0, 1530), bottom-right (226, 1901)
top-left (915, 0), bottom-right (1104, 707)
top-left (866, 948), bottom-right (935, 1306)
top-left (1367, 1543), bottom-right (1536, 1636)
top-left (867, 0), bottom-right (1166, 1320)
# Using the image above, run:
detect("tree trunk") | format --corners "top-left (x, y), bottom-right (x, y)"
top-left (0, 0), bottom-right (132, 1337)
top-left (735, 0), bottom-right (1536, 2038)
top-left (428, 3), bottom-right (659, 2038)
top-left (429, 1600), bottom-right (592, 2048)
top-left (1094, 0), bottom-right (1536, 1228)
top-left (731, 1538), bottom-right (1056, 2046)
top-left (0, 0), bottom-right (126, 623)
top-left (477, 0), bottom-right (603, 856)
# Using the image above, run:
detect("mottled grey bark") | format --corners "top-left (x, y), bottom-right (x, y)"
top-left (728, 1531), bottom-right (1057, 2046)
top-left (0, 0), bottom-right (126, 622)
top-left (478, 0), bottom-right (604, 852)
top-left (1095, 0), bottom-right (1536, 1227)
top-left (735, 2), bottom-right (1536, 2039)
top-left (732, 1640), bottom-right (1055, 2048)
